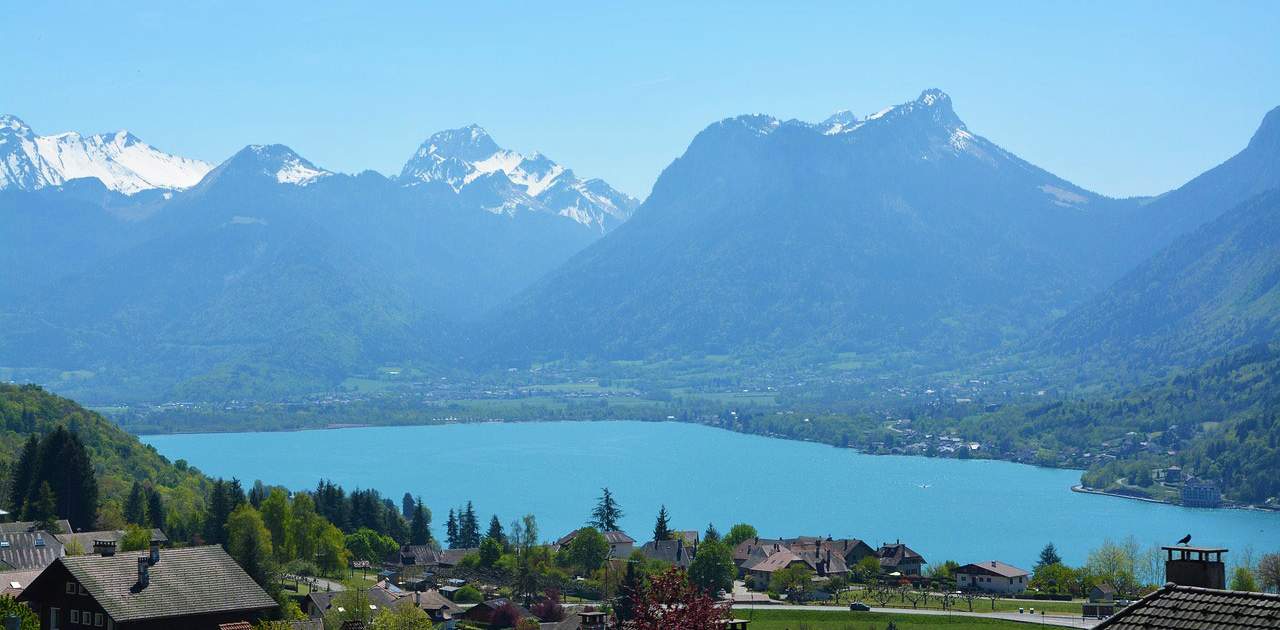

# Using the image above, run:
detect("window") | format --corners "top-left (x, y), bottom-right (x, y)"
top-left (66, 581), bottom-right (77, 594)
top-left (95, 613), bottom-right (104, 627)
top-left (49, 608), bottom-right (59, 630)
top-left (71, 610), bottom-right (80, 624)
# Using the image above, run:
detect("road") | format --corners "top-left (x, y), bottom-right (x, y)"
top-left (731, 603), bottom-right (1103, 628)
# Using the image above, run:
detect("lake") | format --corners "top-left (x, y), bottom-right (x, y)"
top-left (142, 421), bottom-right (1280, 568)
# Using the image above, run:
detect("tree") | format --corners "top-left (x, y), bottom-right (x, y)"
top-left (445, 509), bottom-right (458, 548)
top-left (653, 505), bottom-right (672, 542)
top-left (1037, 543), bottom-right (1062, 568)
top-left (147, 488), bottom-right (166, 530)
top-left (8, 435), bottom-right (38, 517)
top-left (530, 588), bottom-right (566, 622)
top-left (370, 601), bottom-right (434, 630)
top-left (567, 527), bottom-right (610, 574)
top-left (1087, 538), bottom-right (1139, 598)
top-left (120, 524), bottom-right (152, 551)
top-left (617, 558), bottom-right (642, 625)
top-left (488, 514), bottom-right (506, 546)
top-left (410, 499), bottom-right (431, 546)
top-left (590, 487), bottom-right (623, 531)
top-left (259, 488), bottom-right (293, 563)
top-left (459, 501), bottom-right (481, 548)
top-left (401, 492), bottom-right (415, 520)
top-left (248, 480), bottom-right (267, 508)
top-left (489, 601), bottom-right (527, 629)
top-left (1030, 562), bottom-right (1075, 595)
top-left (704, 523), bottom-right (720, 543)
top-left (629, 567), bottom-right (727, 630)
top-left (345, 528), bottom-right (398, 563)
top-left (688, 538), bottom-right (735, 595)
top-left (290, 492), bottom-right (318, 563)
top-left (929, 559), bottom-right (959, 580)
top-left (770, 564), bottom-right (814, 598)
top-left (723, 523), bottom-right (758, 549)
top-left (0, 593), bottom-right (38, 630)
top-left (1259, 553), bottom-right (1280, 592)
top-left (1231, 566), bottom-right (1259, 591)
top-left (25, 481), bottom-right (58, 532)
top-left (314, 521), bottom-right (349, 576)
top-left (227, 504), bottom-right (275, 589)
top-left (480, 536), bottom-right (503, 567)
top-left (204, 479), bottom-right (234, 546)
top-left (854, 555), bottom-right (882, 582)
top-left (453, 585), bottom-right (483, 603)
top-left (30, 427), bottom-right (98, 531)
top-left (125, 481), bottom-right (148, 526)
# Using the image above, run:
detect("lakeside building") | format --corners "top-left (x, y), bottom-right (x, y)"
top-left (875, 540), bottom-right (927, 576)
top-left (953, 560), bottom-right (1030, 594)
top-left (555, 529), bottom-right (635, 558)
top-left (1180, 479), bottom-right (1221, 507)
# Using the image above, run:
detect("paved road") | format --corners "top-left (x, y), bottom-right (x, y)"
top-left (732, 603), bottom-right (1102, 628)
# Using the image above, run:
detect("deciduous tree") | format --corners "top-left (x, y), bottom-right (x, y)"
top-left (688, 538), bottom-right (734, 595)
top-left (629, 567), bottom-right (728, 630)
top-left (723, 523), bottom-right (757, 549)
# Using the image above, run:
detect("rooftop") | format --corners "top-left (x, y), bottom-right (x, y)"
top-left (1096, 583), bottom-right (1280, 630)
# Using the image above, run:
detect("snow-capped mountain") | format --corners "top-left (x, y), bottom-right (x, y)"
top-left (399, 125), bottom-right (638, 231)
top-left (0, 114), bottom-right (212, 194)
top-left (193, 144), bottom-right (333, 192)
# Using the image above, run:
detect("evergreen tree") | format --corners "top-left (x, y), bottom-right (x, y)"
top-left (445, 509), bottom-right (459, 549)
top-left (590, 487), bottom-right (623, 531)
top-left (203, 479), bottom-right (231, 546)
top-left (459, 501), bottom-right (480, 548)
top-left (410, 499), bottom-right (432, 546)
top-left (125, 481), bottom-right (148, 526)
top-left (26, 481), bottom-right (58, 531)
top-left (617, 558), bottom-right (641, 624)
top-left (487, 515), bottom-right (505, 546)
top-left (147, 487), bottom-right (165, 530)
top-left (402, 492), bottom-right (415, 520)
top-left (32, 427), bottom-right (97, 531)
top-left (227, 478), bottom-right (247, 509)
top-left (248, 480), bottom-right (267, 508)
top-left (8, 435), bottom-right (38, 516)
top-left (704, 522), bottom-right (720, 543)
top-left (1038, 543), bottom-right (1062, 568)
top-left (653, 505), bottom-right (672, 542)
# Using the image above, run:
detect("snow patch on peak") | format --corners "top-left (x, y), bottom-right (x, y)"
top-left (822, 110), bottom-right (860, 135)
top-left (917, 88), bottom-right (951, 107)
top-left (0, 115), bottom-right (33, 135)
top-left (240, 144), bottom-right (331, 186)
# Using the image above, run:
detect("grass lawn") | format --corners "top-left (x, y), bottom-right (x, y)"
top-left (732, 609), bottom-right (1033, 629)
top-left (827, 589), bottom-right (1082, 615)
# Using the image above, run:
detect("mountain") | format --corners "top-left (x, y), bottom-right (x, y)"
top-left (1045, 189), bottom-right (1280, 367)
top-left (399, 125), bottom-right (638, 232)
top-left (0, 114), bottom-right (212, 194)
top-left (479, 89), bottom-right (1138, 363)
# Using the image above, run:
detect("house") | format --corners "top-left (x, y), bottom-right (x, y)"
top-left (875, 541), bottom-right (926, 576)
top-left (795, 548), bottom-right (849, 578)
top-left (745, 550), bottom-right (808, 589)
top-left (1180, 479), bottom-right (1221, 508)
top-left (639, 538), bottom-right (696, 568)
top-left (731, 538), bottom-right (786, 569)
top-left (1085, 583), bottom-right (1118, 618)
top-left (953, 561), bottom-right (1029, 594)
top-left (55, 529), bottom-right (168, 556)
top-left (19, 543), bottom-right (277, 629)
top-left (1095, 584), bottom-right (1280, 629)
top-left (436, 548), bottom-right (476, 567)
top-left (0, 531), bottom-right (64, 571)
top-left (306, 585), bottom-right (458, 626)
top-left (674, 530), bottom-right (700, 546)
top-left (0, 568), bottom-right (42, 597)
top-left (556, 529), bottom-right (635, 558)
top-left (0, 521), bottom-right (72, 535)
top-left (458, 597), bottom-right (532, 625)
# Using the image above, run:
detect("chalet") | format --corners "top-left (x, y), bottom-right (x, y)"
top-left (458, 597), bottom-right (532, 625)
top-left (19, 544), bottom-right (277, 629)
top-left (638, 538), bottom-right (696, 568)
top-left (875, 541), bottom-right (926, 576)
top-left (0, 531), bottom-right (64, 571)
top-left (556, 529), bottom-right (635, 558)
top-left (731, 538), bottom-right (786, 569)
top-left (953, 561), bottom-right (1029, 594)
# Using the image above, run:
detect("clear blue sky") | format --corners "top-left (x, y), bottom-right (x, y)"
top-left (4, 1), bottom-right (1278, 199)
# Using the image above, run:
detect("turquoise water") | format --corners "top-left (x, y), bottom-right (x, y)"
top-left (142, 421), bottom-right (1279, 569)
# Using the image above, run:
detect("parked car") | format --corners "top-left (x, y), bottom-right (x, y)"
top-left (849, 602), bottom-right (871, 612)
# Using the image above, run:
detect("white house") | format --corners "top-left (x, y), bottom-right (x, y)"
top-left (954, 560), bottom-right (1030, 594)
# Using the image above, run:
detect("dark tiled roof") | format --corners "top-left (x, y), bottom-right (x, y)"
top-left (1096, 584), bottom-right (1280, 630)
top-left (437, 547), bottom-right (476, 566)
top-left (55, 528), bottom-right (168, 552)
top-left (397, 544), bottom-right (439, 566)
top-left (218, 623), bottom-right (253, 630)
top-left (557, 529), bottom-right (634, 546)
top-left (639, 539), bottom-right (694, 567)
top-left (48, 545), bottom-right (276, 622)
top-left (0, 520), bottom-right (71, 535)
top-left (0, 568), bottom-right (42, 596)
top-left (876, 543), bottom-right (925, 567)
top-left (0, 531), bottom-right (64, 571)
top-left (954, 560), bottom-right (1029, 578)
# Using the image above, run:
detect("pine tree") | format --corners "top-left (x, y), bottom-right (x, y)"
top-left (653, 505), bottom-right (672, 542)
top-left (26, 481), bottom-right (58, 531)
top-left (487, 515), bottom-right (505, 546)
top-left (460, 501), bottom-right (480, 548)
top-left (704, 522), bottom-right (720, 542)
top-left (31, 427), bottom-right (98, 531)
top-left (410, 499), bottom-right (431, 545)
top-left (8, 435), bottom-right (38, 516)
top-left (1037, 543), bottom-right (1062, 568)
top-left (248, 480), bottom-right (267, 508)
top-left (147, 489), bottom-right (166, 530)
top-left (446, 509), bottom-right (459, 549)
top-left (590, 487), bottom-right (623, 531)
top-left (402, 492), bottom-right (415, 520)
top-left (125, 481), bottom-right (148, 525)
top-left (203, 479), bottom-right (230, 546)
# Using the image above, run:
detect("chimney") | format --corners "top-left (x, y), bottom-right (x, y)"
top-left (148, 540), bottom-right (160, 565)
top-left (137, 557), bottom-right (150, 588)
top-left (92, 539), bottom-right (117, 557)
top-left (1164, 546), bottom-right (1226, 589)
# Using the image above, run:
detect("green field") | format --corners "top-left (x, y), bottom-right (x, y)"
top-left (730, 609), bottom-right (1033, 629)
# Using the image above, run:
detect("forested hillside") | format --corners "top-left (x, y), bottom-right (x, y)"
top-left (0, 383), bottom-right (210, 532)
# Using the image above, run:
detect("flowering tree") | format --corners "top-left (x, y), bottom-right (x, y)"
top-left (628, 566), bottom-right (730, 630)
